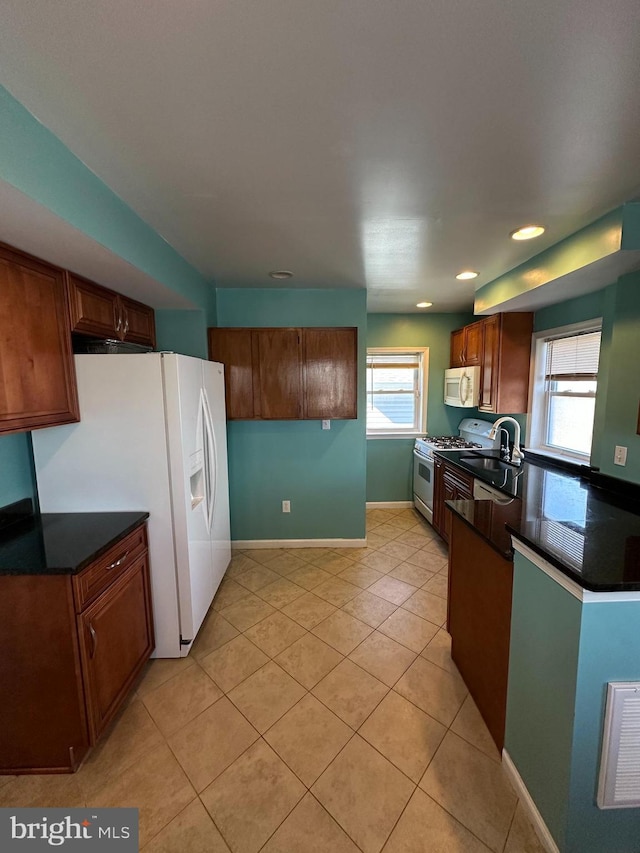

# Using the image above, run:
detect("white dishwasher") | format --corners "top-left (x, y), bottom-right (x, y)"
top-left (473, 479), bottom-right (516, 504)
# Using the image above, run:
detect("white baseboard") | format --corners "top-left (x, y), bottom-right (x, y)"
top-left (366, 501), bottom-right (413, 509)
top-left (502, 750), bottom-right (560, 853)
top-left (232, 538), bottom-right (367, 550)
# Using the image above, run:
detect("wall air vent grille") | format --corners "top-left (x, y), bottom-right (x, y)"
top-left (597, 682), bottom-right (640, 809)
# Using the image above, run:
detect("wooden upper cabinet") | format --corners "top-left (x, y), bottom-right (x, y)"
top-left (479, 314), bottom-right (500, 413)
top-left (450, 322), bottom-right (483, 368)
top-left (119, 296), bottom-right (156, 348)
top-left (464, 321), bottom-right (484, 366)
top-left (478, 313), bottom-right (533, 414)
top-left (208, 326), bottom-right (358, 421)
top-left (253, 328), bottom-right (303, 419)
top-left (450, 312), bottom-right (533, 413)
top-left (450, 328), bottom-right (466, 368)
top-left (208, 328), bottom-right (255, 419)
top-left (68, 274), bottom-right (119, 337)
top-left (303, 328), bottom-right (357, 419)
top-left (68, 273), bottom-right (156, 348)
top-left (0, 243), bottom-right (79, 435)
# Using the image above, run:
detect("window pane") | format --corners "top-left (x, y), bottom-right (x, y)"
top-left (367, 392), bottom-right (415, 429)
top-left (545, 331), bottom-right (601, 377)
top-left (368, 367), bottom-right (415, 392)
top-left (366, 349), bottom-right (425, 433)
top-left (546, 395), bottom-right (595, 455)
top-left (552, 380), bottom-right (597, 393)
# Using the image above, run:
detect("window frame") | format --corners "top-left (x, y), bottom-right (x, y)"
top-left (365, 347), bottom-right (429, 439)
top-left (527, 319), bottom-right (602, 464)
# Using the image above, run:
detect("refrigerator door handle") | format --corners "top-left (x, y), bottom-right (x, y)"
top-left (200, 389), bottom-right (217, 533)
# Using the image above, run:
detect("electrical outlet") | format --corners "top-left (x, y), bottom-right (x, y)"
top-left (322, 420), bottom-right (331, 430)
top-left (614, 446), bottom-right (627, 466)
top-left (282, 500), bottom-right (291, 513)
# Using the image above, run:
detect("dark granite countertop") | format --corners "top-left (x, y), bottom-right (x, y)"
top-left (440, 451), bottom-right (640, 592)
top-left (0, 508), bottom-right (149, 576)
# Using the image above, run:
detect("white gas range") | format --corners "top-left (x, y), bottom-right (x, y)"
top-left (413, 419), bottom-right (499, 524)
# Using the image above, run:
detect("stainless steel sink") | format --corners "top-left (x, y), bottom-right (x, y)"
top-left (459, 455), bottom-right (515, 473)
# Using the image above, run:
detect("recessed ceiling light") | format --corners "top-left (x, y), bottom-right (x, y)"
top-left (269, 270), bottom-right (294, 279)
top-left (416, 302), bottom-right (433, 308)
top-left (510, 225), bottom-right (545, 241)
top-left (455, 270), bottom-right (479, 281)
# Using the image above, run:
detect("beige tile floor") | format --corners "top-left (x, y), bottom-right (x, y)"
top-left (0, 507), bottom-right (546, 853)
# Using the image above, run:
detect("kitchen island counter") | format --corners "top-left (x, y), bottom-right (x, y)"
top-left (443, 451), bottom-right (640, 591)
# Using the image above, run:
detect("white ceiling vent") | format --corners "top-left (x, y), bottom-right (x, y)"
top-left (597, 682), bottom-right (640, 809)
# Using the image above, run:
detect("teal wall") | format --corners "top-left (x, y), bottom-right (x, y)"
top-left (215, 288), bottom-right (367, 541)
top-left (596, 273), bottom-right (640, 484)
top-left (567, 600), bottom-right (640, 853)
top-left (533, 289), bottom-right (606, 333)
top-left (0, 434), bottom-right (36, 506)
top-left (156, 309), bottom-right (211, 359)
top-left (474, 207), bottom-right (630, 314)
top-left (0, 86), bottom-right (214, 319)
top-left (506, 552), bottom-right (640, 852)
top-left (0, 86), bottom-right (215, 506)
top-left (365, 312), bottom-right (528, 502)
top-left (366, 313), bottom-right (473, 502)
top-left (506, 552), bottom-right (582, 849)
top-left (531, 277), bottom-right (640, 484)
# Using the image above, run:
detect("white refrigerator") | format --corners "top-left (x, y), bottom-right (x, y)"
top-left (32, 353), bottom-right (231, 658)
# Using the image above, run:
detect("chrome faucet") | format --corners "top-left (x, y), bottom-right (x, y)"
top-left (489, 417), bottom-right (525, 466)
top-left (499, 427), bottom-right (511, 461)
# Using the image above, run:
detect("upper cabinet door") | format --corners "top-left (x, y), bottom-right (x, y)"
top-left (253, 329), bottom-right (302, 419)
top-left (118, 296), bottom-right (156, 348)
top-left (464, 321), bottom-right (484, 366)
top-left (479, 315), bottom-right (500, 412)
top-left (68, 273), bottom-right (119, 338)
top-left (68, 273), bottom-right (156, 348)
top-left (303, 328), bottom-right (357, 419)
top-left (450, 328), bottom-right (466, 367)
top-left (0, 244), bottom-right (79, 435)
top-left (208, 328), bottom-right (255, 420)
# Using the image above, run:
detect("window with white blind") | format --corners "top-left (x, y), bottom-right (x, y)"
top-left (366, 348), bottom-right (428, 437)
top-left (529, 321), bottom-right (602, 462)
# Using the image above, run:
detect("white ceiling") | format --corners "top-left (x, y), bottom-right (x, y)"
top-left (1, 1), bottom-right (640, 313)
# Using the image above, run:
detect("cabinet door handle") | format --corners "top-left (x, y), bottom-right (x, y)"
top-left (115, 305), bottom-right (121, 333)
top-left (123, 307), bottom-right (129, 337)
top-left (89, 623), bottom-right (98, 659)
top-left (106, 550), bottom-right (129, 571)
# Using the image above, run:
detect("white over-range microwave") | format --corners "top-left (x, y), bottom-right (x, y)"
top-left (444, 365), bottom-right (481, 407)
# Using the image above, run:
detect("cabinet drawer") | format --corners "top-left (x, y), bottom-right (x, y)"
top-left (73, 524), bottom-right (147, 612)
top-left (442, 465), bottom-right (473, 496)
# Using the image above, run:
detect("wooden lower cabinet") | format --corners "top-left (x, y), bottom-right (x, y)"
top-left (0, 523), bottom-right (154, 773)
top-left (433, 458), bottom-right (473, 543)
top-left (78, 555), bottom-right (154, 743)
top-left (447, 512), bottom-right (513, 750)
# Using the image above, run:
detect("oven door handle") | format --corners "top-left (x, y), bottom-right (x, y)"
top-left (413, 449), bottom-right (433, 462)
